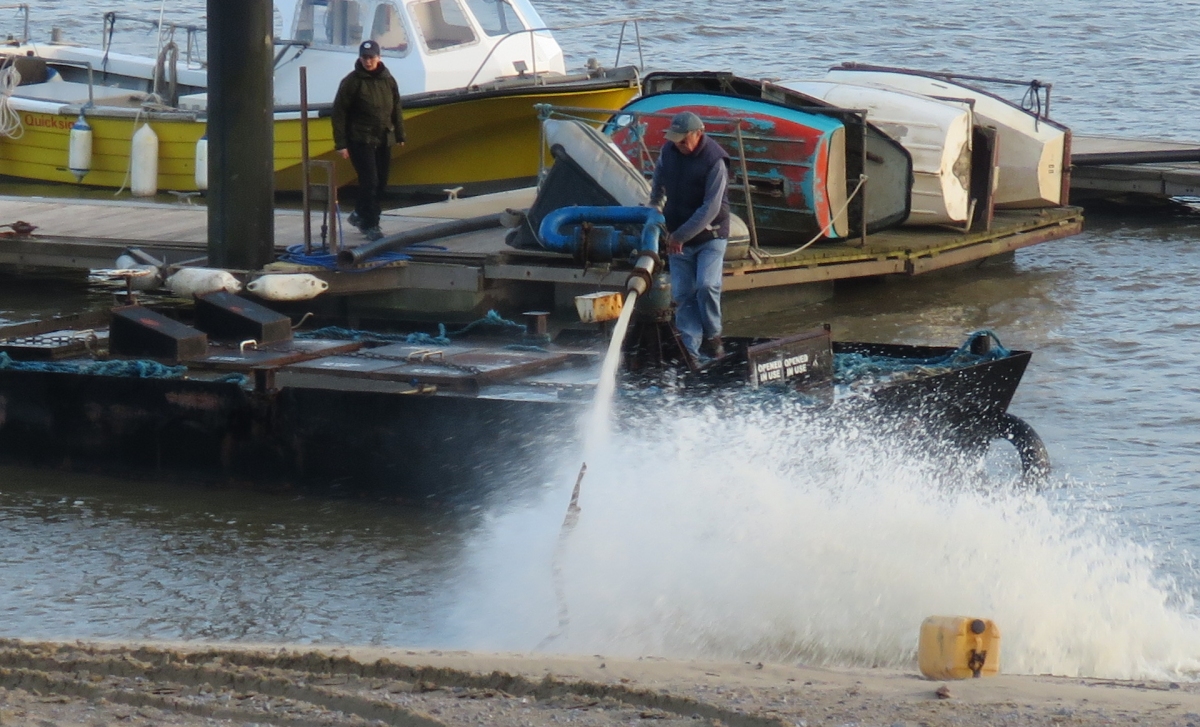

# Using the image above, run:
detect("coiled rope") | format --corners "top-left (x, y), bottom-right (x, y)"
top-left (833, 330), bottom-right (1012, 385)
top-left (280, 243), bottom-right (410, 272)
top-left (0, 61), bottom-right (23, 140)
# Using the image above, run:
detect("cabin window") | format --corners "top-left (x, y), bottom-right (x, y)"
top-left (371, 2), bottom-right (410, 53)
top-left (410, 0), bottom-right (477, 51)
top-left (462, 0), bottom-right (525, 36)
top-left (294, 0), bottom-right (363, 48)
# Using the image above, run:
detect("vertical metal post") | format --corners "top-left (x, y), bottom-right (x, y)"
top-left (733, 122), bottom-right (760, 252)
top-left (300, 66), bottom-right (312, 255)
top-left (207, 0), bottom-right (275, 270)
top-left (859, 114), bottom-right (868, 248)
top-left (615, 22), bottom-right (626, 68)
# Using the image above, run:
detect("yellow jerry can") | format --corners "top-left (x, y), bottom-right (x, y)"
top-left (918, 616), bottom-right (1001, 680)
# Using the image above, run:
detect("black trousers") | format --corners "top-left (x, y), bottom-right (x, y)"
top-left (347, 141), bottom-right (391, 229)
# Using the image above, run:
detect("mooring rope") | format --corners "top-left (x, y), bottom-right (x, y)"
top-left (297, 310), bottom-right (531, 347)
top-left (0, 351), bottom-right (185, 378)
top-left (754, 174), bottom-right (868, 259)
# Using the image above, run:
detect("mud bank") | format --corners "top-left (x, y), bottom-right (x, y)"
top-left (0, 639), bottom-right (1199, 726)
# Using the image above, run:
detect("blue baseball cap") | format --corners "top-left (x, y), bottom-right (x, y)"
top-left (664, 111), bottom-right (704, 142)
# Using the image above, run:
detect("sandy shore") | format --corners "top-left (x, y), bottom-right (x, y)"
top-left (0, 640), bottom-right (1197, 726)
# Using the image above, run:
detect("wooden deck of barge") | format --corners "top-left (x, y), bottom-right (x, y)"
top-left (0, 191), bottom-right (1083, 319)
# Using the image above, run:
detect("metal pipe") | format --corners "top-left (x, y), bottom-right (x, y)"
top-left (337, 213), bottom-right (506, 266)
top-left (300, 66), bottom-right (311, 255)
top-left (538, 205), bottom-right (664, 256)
top-left (733, 123), bottom-right (759, 251)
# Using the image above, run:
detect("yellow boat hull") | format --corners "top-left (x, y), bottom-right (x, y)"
top-left (0, 84), bottom-right (638, 194)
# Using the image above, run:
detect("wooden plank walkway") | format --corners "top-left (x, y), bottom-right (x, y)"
top-left (1072, 134), bottom-right (1200, 201)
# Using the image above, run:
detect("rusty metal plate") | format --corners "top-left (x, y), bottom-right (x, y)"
top-left (185, 339), bottom-right (362, 371)
top-left (446, 350), bottom-right (572, 382)
top-left (0, 329), bottom-right (109, 361)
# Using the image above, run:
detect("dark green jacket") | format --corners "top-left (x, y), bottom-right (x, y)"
top-left (332, 61), bottom-right (405, 149)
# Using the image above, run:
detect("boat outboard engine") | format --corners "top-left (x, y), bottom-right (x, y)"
top-left (537, 205), bottom-right (664, 296)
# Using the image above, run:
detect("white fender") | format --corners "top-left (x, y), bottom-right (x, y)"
top-left (194, 133), bottom-right (208, 191)
top-left (68, 113), bottom-right (93, 182)
top-left (246, 273), bottom-right (329, 301)
top-left (165, 267), bottom-right (242, 297)
top-left (130, 123), bottom-right (159, 197)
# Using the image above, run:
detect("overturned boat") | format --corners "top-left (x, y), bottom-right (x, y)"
top-left (826, 63), bottom-right (1070, 209)
top-left (604, 72), bottom-right (914, 244)
top-left (777, 79), bottom-right (975, 227)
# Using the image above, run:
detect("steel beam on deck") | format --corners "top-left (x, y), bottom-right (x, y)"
top-left (207, 0), bottom-right (275, 270)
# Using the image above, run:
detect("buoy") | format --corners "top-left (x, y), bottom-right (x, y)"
top-left (130, 123), bottom-right (159, 197)
top-left (194, 132), bottom-right (208, 191)
top-left (165, 268), bottom-right (242, 297)
top-left (918, 616), bottom-right (1001, 680)
top-left (67, 112), bottom-right (93, 182)
top-left (246, 273), bottom-right (329, 301)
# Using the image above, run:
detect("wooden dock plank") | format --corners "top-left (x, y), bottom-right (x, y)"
top-left (1071, 134), bottom-right (1200, 201)
top-left (0, 195), bottom-right (459, 255)
top-left (1073, 134), bottom-right (1200, 156)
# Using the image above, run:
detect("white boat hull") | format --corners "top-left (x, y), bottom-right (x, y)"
top-left (781, 79), bottom-right (973, 226)
top-left (826, 67), bottom-right (1068, 208)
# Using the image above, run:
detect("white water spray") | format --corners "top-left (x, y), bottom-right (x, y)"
top-left (584, 290), bottom-right (637, 456)
top-left (455, 399), bottom-right (1200, 681)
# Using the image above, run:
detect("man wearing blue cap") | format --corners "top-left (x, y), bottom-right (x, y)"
top-left (650, 111), bottom-right (730, 360)
top-left (332, 39), bottom-right (405, 242)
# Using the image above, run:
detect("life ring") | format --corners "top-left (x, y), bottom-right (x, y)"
top-left (992, 412), bottom-right (1050, 484)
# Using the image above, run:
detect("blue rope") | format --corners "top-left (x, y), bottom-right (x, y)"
top-left (297, 325), bottom-right (452, 346)
top-left (279, 243), bottom-right (410, 272)
top-left (834, 330), bottom-right (1012, 384)
top-left (0, 351), bottom-right (185, 378)
top-left (297, 310), bottom-right (529, 346)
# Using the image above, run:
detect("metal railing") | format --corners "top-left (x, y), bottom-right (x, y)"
top-left (101, 11), bottom-right (206, 68)
top-left (0, 4), bottom-right (29, 43)
top-left (465, 16), bottom-right (647, 90)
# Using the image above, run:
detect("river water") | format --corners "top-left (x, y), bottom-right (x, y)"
top-left (4, 0), bottom-right (1200, 679)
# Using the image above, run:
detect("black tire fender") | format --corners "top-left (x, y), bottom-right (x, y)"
top-left (993, 412), bottom-right (1050, 483)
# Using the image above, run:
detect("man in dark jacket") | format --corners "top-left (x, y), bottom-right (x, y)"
top-left (332, 39), bottom-right (405, 241)
top-left (650, 111), bottom-right (730, 360)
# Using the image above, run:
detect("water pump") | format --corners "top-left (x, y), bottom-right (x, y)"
top-left (537, 205), bottom-right (664, 296)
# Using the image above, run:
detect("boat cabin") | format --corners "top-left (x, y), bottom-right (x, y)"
top-left (272, 0), bottom-right (568, 104)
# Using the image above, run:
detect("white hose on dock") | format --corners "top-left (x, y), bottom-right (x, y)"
top-left (0, 63), bottom-right (24, 140)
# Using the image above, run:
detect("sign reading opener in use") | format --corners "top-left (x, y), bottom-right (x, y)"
top-left (746, 325), bottom-right (834, 393)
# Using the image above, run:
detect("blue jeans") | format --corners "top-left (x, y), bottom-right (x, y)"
top-left (669, 237), bottom-right (726, 357)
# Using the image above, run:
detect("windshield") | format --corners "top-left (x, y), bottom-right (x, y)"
top-left (462, 0), bottom-right (525, 37)
top-left (294, 0), bottom-right (364, 48)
